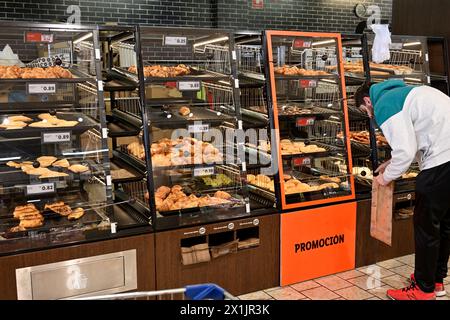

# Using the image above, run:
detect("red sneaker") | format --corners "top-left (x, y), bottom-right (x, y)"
top-left (410, 273), bottom-right (447, 297)
top-left (387, 282), bottom-right (436, 300)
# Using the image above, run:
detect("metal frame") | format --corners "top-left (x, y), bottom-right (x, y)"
top-left (264, 30), bottom-right (356, 211)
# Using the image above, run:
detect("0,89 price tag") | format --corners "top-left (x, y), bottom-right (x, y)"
top-left (193, 167), bottom-right (214, 177)
top-left (42, 131), bottom-right (71, 144)
top-left (26, 183), bottom-right (55, 196)
top-left (188, 123), bottom-right (209, 133)
top-left (28, 83), bottom-right (56, 94)
top-left (177, 81), bottom-right (201, 91)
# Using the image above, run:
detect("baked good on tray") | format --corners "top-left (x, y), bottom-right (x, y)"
top-left (128, 64), bottom-right (191, 78)
top-left (68, 208), bottom-right (85, 220)
top-left (0, 65), bottom-right (73, 79)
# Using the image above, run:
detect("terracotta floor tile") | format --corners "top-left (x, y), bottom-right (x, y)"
top-left (376, 259), bottom-right (405, 269)
top-left (347, 275), bottom-right (386, 290)
top-left (335, 286), bottom-right (374, 300)
top-left (358, 265), bottom-right (395, 278)
top-left (267, 287), bottom-right (306, 300)
top-left (264, 286), bottom-right (281, 292)
top-left (390, 265), bottom-right (415, 278)
top-left (239, 291), bottom-right (273, 300)
top-left (381, 274), bottom-right (410, 289)
top-left (368, 285), bottom-right (394, 300)
top-left (396, 254), bottom-right (415, 266)
top-left (302, 286), bottom-right (340, 300)
top-left (366, 296), bottom-right (382, 300)
top-left (315, 275), bottom-right (353, 291)
top-left (336, 269), bottom-right (366, 280)
top-left (290, 280), bottom-right (321, 292)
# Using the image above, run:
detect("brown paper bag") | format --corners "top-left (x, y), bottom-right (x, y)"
top-left (371, 178), bottom-right (394, 246)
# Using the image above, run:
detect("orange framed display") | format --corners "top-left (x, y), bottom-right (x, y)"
top-left (264, 30), bottom-right (355, 210)
top-left (280, 202), bottom-right (357, 285)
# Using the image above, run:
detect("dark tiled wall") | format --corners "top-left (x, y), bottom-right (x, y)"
top-left (0, 0), bottom-right (392, 33)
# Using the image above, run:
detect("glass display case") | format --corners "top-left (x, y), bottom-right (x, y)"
top-left (110, 27), bottom-right (250, 230)
top-left (264, 30), bottom-right (355, 210)
top-left (0, 22), bottom-right (114, 254)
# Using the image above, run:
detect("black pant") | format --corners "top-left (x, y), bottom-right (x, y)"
top-left (414, 161), bottom-right (450, 293)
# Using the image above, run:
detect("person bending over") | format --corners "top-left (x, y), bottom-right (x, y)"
top-left (354, 79), bottom-right (450, 300)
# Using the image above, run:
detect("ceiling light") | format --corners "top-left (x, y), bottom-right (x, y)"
top-left (193, 36), bottom-right (229, 48)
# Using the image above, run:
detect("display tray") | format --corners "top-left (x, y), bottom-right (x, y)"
top-left (148, 106), bottom-right (235, 125)
top-left (157, 196), bottom-right (245, 217)
top-left (277, 105), bottom-right (341, 118)
top-left (0, 195), bottom-right (105, 239)
top-left (106, 114), bottom-right (140, 138)
top-left (0, 159), bottom-right (98, 189)
top-left (110, 157), bottom-right (144, 183)
top-left (247, 184), bottom-right (276, 202)
top-left (274, 74), bottom-right (339, 81)
top-left (0, 68), bottom-right (95, 84)
top-left (280, 141), bottom-right (344, 159)
top-left (113, 149), bottom-right (147, 172)
top-left (0, 112), bottom-right (98, 138)
top-left (112, 66), bottom-right (230, 84)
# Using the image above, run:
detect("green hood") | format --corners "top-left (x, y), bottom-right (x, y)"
top-left (369, 80), bottom-right (416, 127)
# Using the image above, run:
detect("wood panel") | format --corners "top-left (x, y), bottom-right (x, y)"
top-left (355, 199), bottom-right (414, 267)
top-left (155, 214), bottom-right (280, 296)
top-left (0, 233), bottom-right (155, 300)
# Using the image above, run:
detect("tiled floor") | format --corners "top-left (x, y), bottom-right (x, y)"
top-left (238, 254), bottom-right (450, 300)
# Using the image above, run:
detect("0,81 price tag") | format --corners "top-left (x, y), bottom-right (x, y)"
top-left (193, 167), bottom-right (214, 177)
top-left (28, 83), bottom-right (56, 94)
top-left (177, 81), bottom-right (201, 91)
top-left (26, 183), bottom-right (55, 196)
top-left (293, 157), bottom-right (311, 166)
top-left (42, 131), bottom-right (71, 144)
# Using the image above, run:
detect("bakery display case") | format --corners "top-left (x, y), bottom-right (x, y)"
top-left (235, 31), bottom-right (277, 212)
top-left (0, 22), bottom-right (119, 254)
top-left (264, 31), bottom-right (355, 210)
top-left (109, 27), bottom-right (250, 230)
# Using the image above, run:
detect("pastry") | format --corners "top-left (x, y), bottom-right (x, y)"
top-left (68, 208), bottom-right (85, 220)
top-left (68, 164), bottom-right (89, 173)
top-left (55, 120), bottom-right (78, 127)
top-left (155, 186), bottom-right (171, 199)
top-left (13, 204), bottom-right (39, 219)
top-left (26, 167), bottom-right (53, 176)
top-left (39, 170), bottom-right (69, 179)
top-left (0, 121), bottom-right (28, 129)
top-left (179, 106), bottom-right (191, 116)
top-left (9, 225), bottom-right (26, 233)
top-left (320, 175), bottom-right (341, 184)
top-left (318, 182), bottom-right (340, 190)
top-left (37, 156), bottom-right (57, 167)
top-left (45, 201), bottom-right (72, 216)
top-left (111, 169), bottom-right (134, 180)
top-left (29, 121), bottom-right (52, 128)
top-left (19, 219), bottom-right (44, 229)
top-left (52, 159), bottom-right (70, 168)
top-left (246, 174), bottom-right (256, 183)
top-left (214, 191), bottom-right (232, 200)
top-left (6, 161), bottom-right (22, 168)
top-left (7, 116), bottom-right (33, 122)
top-left (38, 113), bottom-right (56, 121)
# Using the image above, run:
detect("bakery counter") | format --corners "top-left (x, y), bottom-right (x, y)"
top-left (0, 232), bottom-right (155, 299)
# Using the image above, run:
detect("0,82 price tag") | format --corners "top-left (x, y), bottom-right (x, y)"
top-left (296, 117), bottom-right (316, 127)
top-left (42, 131), bottom-right (71, 144)
top-left (26, 183), bottom-right (55, 196)
top-left (177, 81), bottom-right (201, 91)
top-left (193, 167), bottom-right (215, 177)
top-left (164, 36), bottom-right (187, 46)
top-left (293, 157), bottom-right (311, 166)
top-left (28, 83), bottom-right (56, 94)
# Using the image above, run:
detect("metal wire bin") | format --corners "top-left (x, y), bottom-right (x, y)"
top-left (237, 45), bottom-right (263, 74)
top-left (195, 44), bottom-right (231, 75)
top-left (111, 42), bottom-right (137, 68)
top-left (291, 47), bottom-right (338, 71)
top-left (72, 283), bottom-right (237, 300)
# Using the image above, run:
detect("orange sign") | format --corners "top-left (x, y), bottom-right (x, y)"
top-left (280, 202), bottom-right (356, 286)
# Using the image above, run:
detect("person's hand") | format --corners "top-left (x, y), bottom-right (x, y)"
top-left (375, 160), bottom-right (391, 174)
top-left (374, 172), bottom-right (389, 186)
top-left (359, 105), bottom-right (374, 118)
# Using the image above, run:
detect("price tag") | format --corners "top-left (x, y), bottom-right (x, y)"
top-left (299, 79), bottom-right (318, 88)
top-left (293, 157), bottom-right (311, 166)
top-left (188, 123), bottom-right (209, 133)
top-left (28, 83), bottom-right (56, 94)
top-left (164, 36), bottom-right (187, 46)
top-left (26, 183), bottom-right (55, 196)
top-left (177, 81), bottom-right (201, 91)
top-left (25, 32), bottom-right (54, 43)
top-left (293, 39), bottom-right (312, 49)
top-left (42, 131), bottom-right (71, 144)
top-left (389, 43), bottom-right (403, 50)
top-left (296, 117), bottom-right (316, 127)
top-left (193, 166), bottom-right (215, 177)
